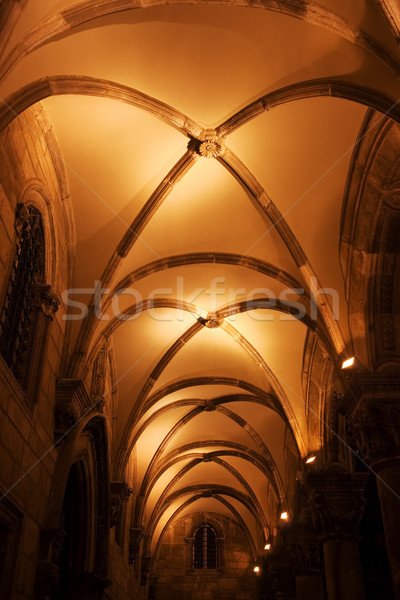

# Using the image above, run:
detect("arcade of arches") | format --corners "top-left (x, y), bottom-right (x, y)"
top-left (0, 1), bottom-right (400, 599)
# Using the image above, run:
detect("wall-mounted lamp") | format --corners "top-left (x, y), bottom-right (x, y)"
top-left (253, 566), bottom-right (260, 573)
top-left (280, 511), bottom-right (288, 520)
top-left (342, 356), bottom-right (355, 369)
top-left (264, 543), bottom-right (271, 550)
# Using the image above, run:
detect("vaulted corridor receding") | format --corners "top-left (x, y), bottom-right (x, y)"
top-left (0, 2), bottom-right (400, 600)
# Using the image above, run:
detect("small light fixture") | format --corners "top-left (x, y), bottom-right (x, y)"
top-left (280, 511), bottom-right (288, 520)
top-left (306, 455), bottom-right (316, 464)
top-left (342, 357), bottom-right (355, 369)
top-left (264, 543), bottom-right (271, 550)
top-left (253, 566), bottom-right (260, 573)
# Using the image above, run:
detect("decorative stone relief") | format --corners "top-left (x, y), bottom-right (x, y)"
top-left (303, 471), bottom-right (368, 541)
top-left (341, 374), bottom-right (400, 467)
top-left (91, 344), bottom-right (109, 410)
top-left (262, 546), bottom-right (296, 598)
top-left (198, 316), bottom-right (222, 328)
top-left (349, 398), bottom-right (400, 465)
top-left (33, 284), bottom-right (60, 318)
top-left (15, 202), bottom-right (32, 237)
top-left (129, 526), bottom-right (145, 564)
top-left (54, 380), bottom-right (91, 442)
top-left (110, 482), bottom-right (131, 528)
top-left (198, 138), bottom-right (224, 158)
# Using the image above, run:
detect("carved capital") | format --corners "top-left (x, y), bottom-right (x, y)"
top-left (303, 471), bottom-right (368, 541)
top-left (263, 546), bottom-right (296, 598)
top-left (32, 284), bottom-right (60, 318)
top-left (284, 521), bottom-right (322, 575)
top-left (341, 374), bottom-right (400, 467)
top-left (55, 380), bottom-right (91, 442)
top-left (349, 398), bottom-right (400, 466)
top-left (110, 482), bottom-right (131, 528)
top-left (129, 526), bottom-right (144, 564)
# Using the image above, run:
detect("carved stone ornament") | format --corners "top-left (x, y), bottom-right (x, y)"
top-left (349, 398), bottom-right (400, 466)
top-left (33, 284), bottom-right (60, 318)
top-left (303, 471), bottom-right (368, 541)
top-left (284, 521), bottom-right (322, 574)
top-left (91, 345), bottom-right (108, 407)
top-left (110, 482), bottom-right (131, 528)
top-left (198, 138), bottom-right (224, 158)
top-left (263, 546), bottom-right (296, 598)
top-left (129, 526), bottom-right (145, 564)
top-left (341, 374), bottom-right (400, 467)
top-left (54, 380), bottom-right (91, 443)
top-left (198, 315), bottom-right (222, 328)
top-left (15, 203), bottom-right (33, 237)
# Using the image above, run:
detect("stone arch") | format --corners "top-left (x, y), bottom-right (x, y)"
top-left (341, 110), bottom-right (400, 370)
top-left (1, 1), bottom-right (400, 84)
top-left (34, 417), bottom-right (110, 599)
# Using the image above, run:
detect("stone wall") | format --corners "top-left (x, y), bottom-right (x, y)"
top-left (152, 512), bottom-right (257, 600)
top-left (0, 104), bottom-right (70, 599)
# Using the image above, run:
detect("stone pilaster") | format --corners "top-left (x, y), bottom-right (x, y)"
top-left (342, 374), bottom-right (400, 599)
top-left (303, 468), bottom-right (368, 600)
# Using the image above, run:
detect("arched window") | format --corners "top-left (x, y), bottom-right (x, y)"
top-left (193, 524), bottom-right (217, 569)
top-left (0, 204), bottom-right (58, 397)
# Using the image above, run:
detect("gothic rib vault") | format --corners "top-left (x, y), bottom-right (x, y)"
top-left (1, 1), bottom-right (400, 598)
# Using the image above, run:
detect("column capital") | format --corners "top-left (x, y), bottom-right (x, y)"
top-left (263, 545), bottom-right (296, 599)
top-left (283, 520), bottom-right (322, 575)
top-left (129, 526), bottom-right (145, 564)
top-left (110, 482), bottom-right (131, 528)
top-left (340, 372), bottom-right (400, 421)
top-left (303, 470), bottom-right (368, 541)
top-left (341, 373), bottom-right (400, 467)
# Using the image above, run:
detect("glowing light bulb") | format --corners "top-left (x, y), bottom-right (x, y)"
top-left (280, 511), bottom-right (288, 520)
top-left (254, 566), bottom-right (260, 573)
top-left (264, 544), bottom-right (271, 550)
top-left (342, 357), bottom-right (355, 369)
top-left (306, 456), bottom-right (316, 464)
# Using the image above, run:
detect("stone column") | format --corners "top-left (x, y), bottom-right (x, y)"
top-left (343, 374), bottom-right (400, 599)
top-left (262, 545), bottom-right (296, 600)
top-left (285, 518), bottom-right (324, 600)
top-left (304, 469), bottom-right (368, 600)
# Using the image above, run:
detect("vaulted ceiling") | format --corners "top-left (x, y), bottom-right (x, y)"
top-left (1, 0), bottom-right (400, 563)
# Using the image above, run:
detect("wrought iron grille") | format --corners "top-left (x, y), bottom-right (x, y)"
top-left (0, 205), bottom-right (44, 390)
top-left (193, 524), bottom-right (217, 569)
